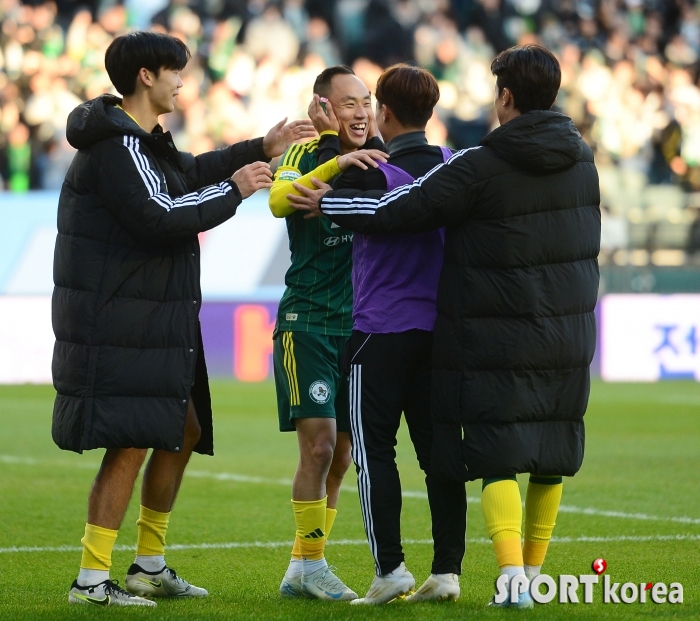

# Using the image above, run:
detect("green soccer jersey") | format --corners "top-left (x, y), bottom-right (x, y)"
top-left (271, 138), bottom-right (353, 336)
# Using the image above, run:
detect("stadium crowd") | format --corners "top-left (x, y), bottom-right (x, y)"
top-left (1, 0), bottom-right (700, 258)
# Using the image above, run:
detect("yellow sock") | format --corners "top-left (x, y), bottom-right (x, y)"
top-left (292, 506), bottom-right (336, 560)
top-left (136, 505), bottom-right (170, 556)
top-left (80, 523), bottom-right (118, 570)
top-left (482, 477), bottom-right (523, 568)
top-left (291, 536), bottom-right (302, 560)
top-left (325, 507), bottom-right (337, 541)
top-left (292, 497), bottom-right (327, 561)
top-left (523, 476), bottom-right (563, 567)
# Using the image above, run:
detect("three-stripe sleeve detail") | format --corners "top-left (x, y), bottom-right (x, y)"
top-left (350, 364), bottom-right (380, 574)
top-left (282, 332), bottom-right (300, 406)
top-left (122, 136), bottom-right (233, 212)
top-left (320, 147), bottom-right (480, 215)
top-left (280, 140), bottom-right (319, 172)
top-left (281, 144), bottom-right (302, 169)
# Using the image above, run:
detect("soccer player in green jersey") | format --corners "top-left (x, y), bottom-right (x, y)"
top-left (268, 66), bottom-right (386, 601)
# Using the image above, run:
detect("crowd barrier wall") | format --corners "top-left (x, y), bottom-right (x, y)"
top-left (1, 295), bottom-right (699, 383)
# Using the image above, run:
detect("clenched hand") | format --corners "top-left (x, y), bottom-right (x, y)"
top-left (232, 162), bottom-right (273, 199)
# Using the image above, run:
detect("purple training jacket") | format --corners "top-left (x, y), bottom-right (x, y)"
top-left (352, 146), bottom-right (451, 333)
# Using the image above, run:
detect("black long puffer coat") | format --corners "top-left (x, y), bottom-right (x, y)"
top-left (52, 94), bottom-right (267, 455)
top-left (320, 111), bottom-right (600, 481)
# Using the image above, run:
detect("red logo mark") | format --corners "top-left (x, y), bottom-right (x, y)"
top-left (645, 582), bottom-right (653, 590)
top-left (592, 558), bottom-right (607, 575)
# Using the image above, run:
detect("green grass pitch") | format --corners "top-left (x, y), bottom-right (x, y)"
top-left (0, 380), bottom-right (698, 620)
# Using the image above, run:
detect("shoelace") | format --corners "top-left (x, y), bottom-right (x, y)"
top-left (101, 579), bottom-right (134, 597)
top-left (165, 567), bottom-right (187, 586)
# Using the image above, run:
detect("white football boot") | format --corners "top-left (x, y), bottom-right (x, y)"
top-left (488, 583), bottom-right (535, 609)
top-left (405, 573), bottom-right (460, 602)
top-left (69, 579), bottom-right (156, 607)
top-left (351, 562), bottom-right (415, 605)
top-left (125, 564), bottom-right (208, 597)
top-left (279, 573), bottom-right (303, 598)
top-left (301, 565), bottom-right (358, 601)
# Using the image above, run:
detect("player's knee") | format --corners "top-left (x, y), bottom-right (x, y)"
top-left (182, 399), bottom-right (202, 449)
top-left (183, 418), bottom-right (202, 449)
top-left (99, 448), bottom-right (147, 480)
top-left (306, 440), bottom-right (335, 470)
top-left (330, 447), bottom-right (353, 477)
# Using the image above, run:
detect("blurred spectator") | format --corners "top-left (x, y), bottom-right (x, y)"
top-left (35, 131), bottom-right (74, 188)
top-left (2, 122), bottom-right (33, 191)
top-left (360, 0), bottom-right (414, 66)
top-left (688, 203), bottom-right (700, 259)
top-left (600, 203), bottom-right (629, 262)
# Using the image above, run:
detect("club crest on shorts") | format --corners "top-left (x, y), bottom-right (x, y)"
top-left (309, 380), bottom-right (331, 404)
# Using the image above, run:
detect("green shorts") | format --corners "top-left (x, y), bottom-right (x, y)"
top-left (273, 331), bottom-right (350, 433)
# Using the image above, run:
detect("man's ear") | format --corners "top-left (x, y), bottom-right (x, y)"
top-left (381, 103), bottom-right (392, 123)
top-left (501, 87), bottom-right (511, 106)
top-left (501, 87), bottom-right (518, 110)
top-left (137, 68), bottom-right (154, 88)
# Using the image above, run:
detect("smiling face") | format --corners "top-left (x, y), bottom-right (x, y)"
top-left (326, 73), bottom-right (372, 151)
top-left (148, 67), bottom-right (183, 116)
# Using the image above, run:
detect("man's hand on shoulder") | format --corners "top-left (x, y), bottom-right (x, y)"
top-left (288, 178), bottom-right (332, 219)
top-left (262, 118), bottom-right (316, 159)
top-left (337, 149), bottom-right (388, 171)
top-left (232, 162), bottom-right (273, 198)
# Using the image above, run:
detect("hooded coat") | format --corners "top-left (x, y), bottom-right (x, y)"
top-left (320, 111), bottom-right (601, 481)
top-left (52, 94), bottom-right (267, 454)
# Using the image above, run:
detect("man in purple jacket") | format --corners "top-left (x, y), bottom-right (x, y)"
top-left (293, 64), bottom-right (467, 605)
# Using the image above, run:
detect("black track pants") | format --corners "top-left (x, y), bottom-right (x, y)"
top-left (346, 329), bottom-right (467, 576)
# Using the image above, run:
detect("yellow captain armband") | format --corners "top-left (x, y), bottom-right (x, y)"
top-left (269, 157), bottom-right (342, 218)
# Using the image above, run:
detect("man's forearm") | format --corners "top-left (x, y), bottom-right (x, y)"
top-left (182, 138), bottom-right (268, 191)
top-left (320, 188), bottom-right (390, 233)
top-left (320, 180), bottom-right (453, 234)
top-left (270, 157), bottom-right (343, 217)
top-left (225, 137), bottom-right (269, 172)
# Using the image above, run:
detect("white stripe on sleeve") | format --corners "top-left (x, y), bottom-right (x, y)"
top-left (123, 135), bottom-right (233, 212)
top-left (320, 147), bottom-right (479, 215)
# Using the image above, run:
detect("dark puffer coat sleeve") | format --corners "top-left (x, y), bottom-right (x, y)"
top-left (320, 147), bottom-right (481, 232)
top-left (94, 136), bottom-right (242, 245)
top-left (179, 137), bottom-right (267, 191)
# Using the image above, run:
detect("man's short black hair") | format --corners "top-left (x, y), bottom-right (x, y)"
top-left (313, 65), bottom-right (355, 98)
top-left (105, 31), bottom-right (191, 96)
top-left (491, 45), bottom-right (561, 113)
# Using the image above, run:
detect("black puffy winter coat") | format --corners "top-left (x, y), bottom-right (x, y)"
top-left (321, 111), bottom-right (600, 481)
top-left (52, 94), bottom-right (267, 454)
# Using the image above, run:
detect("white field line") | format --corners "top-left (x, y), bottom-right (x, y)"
top-left (3, 455), bottom-right (700, 526)
top-left (557, 504), bottom-right (700, 525)
top-left (589, 394), bottom-right (700, 406)
top-left (2, 534), bottom-right (700, 555)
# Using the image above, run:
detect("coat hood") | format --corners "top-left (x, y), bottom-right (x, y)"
top-left (66, 94), bottom-right (150, 150)
top-left (480, 110), bottom-right (584, 174)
